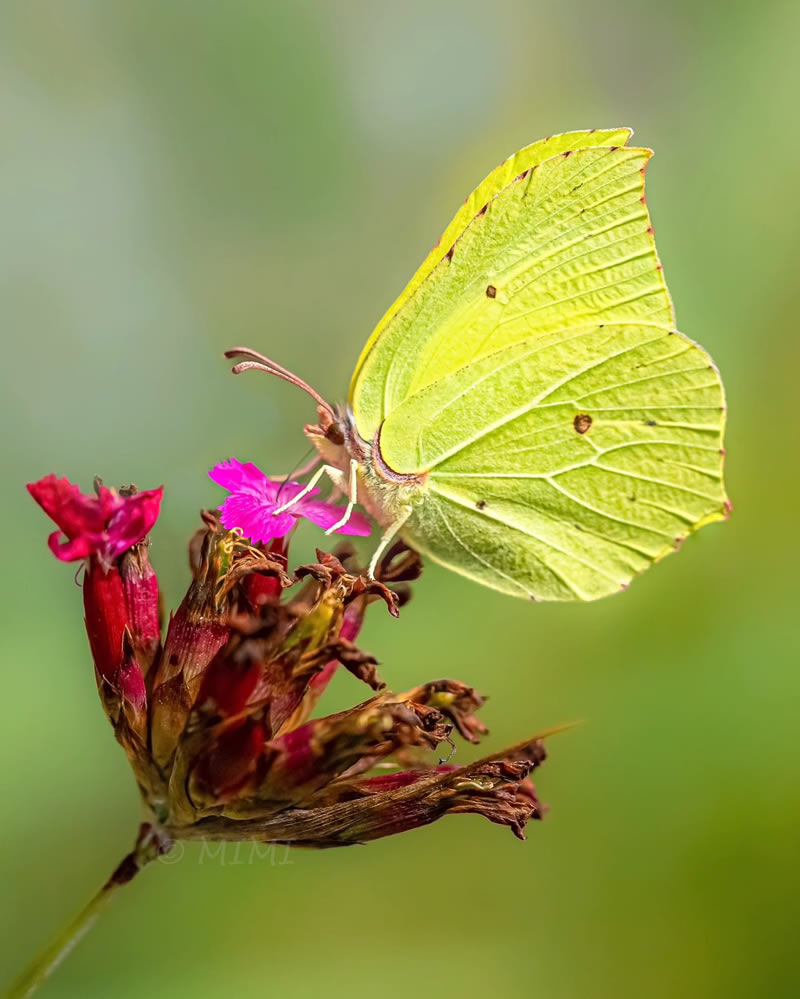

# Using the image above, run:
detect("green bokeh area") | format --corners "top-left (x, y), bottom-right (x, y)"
top-left (2, 2), bottom-right (799, 997)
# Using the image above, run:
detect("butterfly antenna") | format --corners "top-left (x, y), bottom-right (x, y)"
top-left (225, 346), bottom-right (336, 420)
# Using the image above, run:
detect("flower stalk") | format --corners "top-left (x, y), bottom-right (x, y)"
top-left (4, 825), bottom-right (171, 999)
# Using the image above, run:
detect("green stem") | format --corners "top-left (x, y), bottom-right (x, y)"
top-left (3, 824), bottom-right (169, 999)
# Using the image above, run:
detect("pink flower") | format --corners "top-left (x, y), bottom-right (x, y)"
top-left (27, 475), bottom-right (163, 567)
top-left (209, 458), bottom-right (371, 543)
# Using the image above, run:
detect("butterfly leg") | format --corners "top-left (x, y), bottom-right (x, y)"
top-left (324, 459), bottom-right (359, 535)
top-left (272, 463), bottom-right (335, 515)
top-left (367, 505), bottom-right (413, 578)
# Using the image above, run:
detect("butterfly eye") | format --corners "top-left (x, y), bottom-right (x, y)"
top-left (325, 423), bottom-right (345, 446)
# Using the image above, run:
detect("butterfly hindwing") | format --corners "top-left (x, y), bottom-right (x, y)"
top-left (385, 323), bottom-right (726, 600)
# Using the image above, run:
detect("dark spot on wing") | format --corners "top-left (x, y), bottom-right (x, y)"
top-left (644, 419), bottom-right (657, 427)
top-left (476, 202), bottom-right (488, 217)
top-left (573, 413), bottom-right (593, 434)
top-left (445, 245), bottom-right (455, 262)
top-left (628, 495), bottom-right (637, 502)
top-left (475, 499), bottom-right (487, 510)
top-left (609, 145), bottom-right (619, 152)
top-left (563, 150), bottom-right (573, 158)
top-left (486, 284), bottom-right (497, 298)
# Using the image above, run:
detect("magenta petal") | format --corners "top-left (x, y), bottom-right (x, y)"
top-left (30, 476), bottom-right (163, 563)
top-left (300, 502), bottom-right (372, 537)
top-left (209, 458), bottom-right (275, 496)
top-left (28, 476), bottom-right (107, 538)
top-left (47, 530), bottom-right (93, 562)
top-left (296, 501), bottom-right (343, 532)
top-left (332, 509), bottom-right (372, 537)
top-left (209, 460), bottom-right (319, 506)
top-left (218, 494), bottom-right (296, 543)
top-left (105, 488), bottom-right (163, 560)
top-left (209, 456), bottom-right (368, 539)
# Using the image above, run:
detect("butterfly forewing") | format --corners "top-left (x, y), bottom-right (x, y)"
top-left (349, 127), bottom-right (635, 411)
top-left (351, 143), bottom-right (674, 442)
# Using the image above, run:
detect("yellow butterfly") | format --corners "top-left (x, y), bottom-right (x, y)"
top-left (228, 128), bottom-right (728, 601)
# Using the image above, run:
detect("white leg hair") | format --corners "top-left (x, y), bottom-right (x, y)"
top-left (367, 505), bottom-right (413, 578)
top-left (324, 459), bottom-right (359, 535)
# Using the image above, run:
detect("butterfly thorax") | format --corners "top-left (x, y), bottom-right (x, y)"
top-left (304, 404), bottom-right (427, 529)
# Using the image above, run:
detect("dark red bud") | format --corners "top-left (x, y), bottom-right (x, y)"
top-left (119, 544), bottom-right (161, 675)
top-left (83, 560), bottom-right (129, 689)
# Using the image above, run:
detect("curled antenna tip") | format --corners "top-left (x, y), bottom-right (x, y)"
top-left (231, 361), bottom-right (259, 375)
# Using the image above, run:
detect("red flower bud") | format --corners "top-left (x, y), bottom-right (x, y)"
top-left (119, 544), bottom-right (161, 675)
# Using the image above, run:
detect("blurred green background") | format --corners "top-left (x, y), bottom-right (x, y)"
top-left (2, 1), bottom-right (799, 996)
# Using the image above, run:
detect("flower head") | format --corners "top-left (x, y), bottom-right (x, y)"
top-left (210, 458), bottom-right (371, 543)
top-left (28, 469), bottom-right (550, 852)
top-left (27, 475), bottom-right (162, 567)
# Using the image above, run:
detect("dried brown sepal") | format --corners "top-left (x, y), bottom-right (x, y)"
top-left (295, 550), bottom-right (400, 617)
top-left (374, 540), bottom-right (424, 585)
top-left (325, 638), bottom-right (385, 691)
top-left (188, 510), bottom-right (222, 577)
top-left (210, 694), bottom-right (458, 818)
top-left (400, 680), bottom-right (489, 744)
top-left (216, 549), bottom-right (292, 604)
top-left (170, 736), bottom-right (548, 846)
